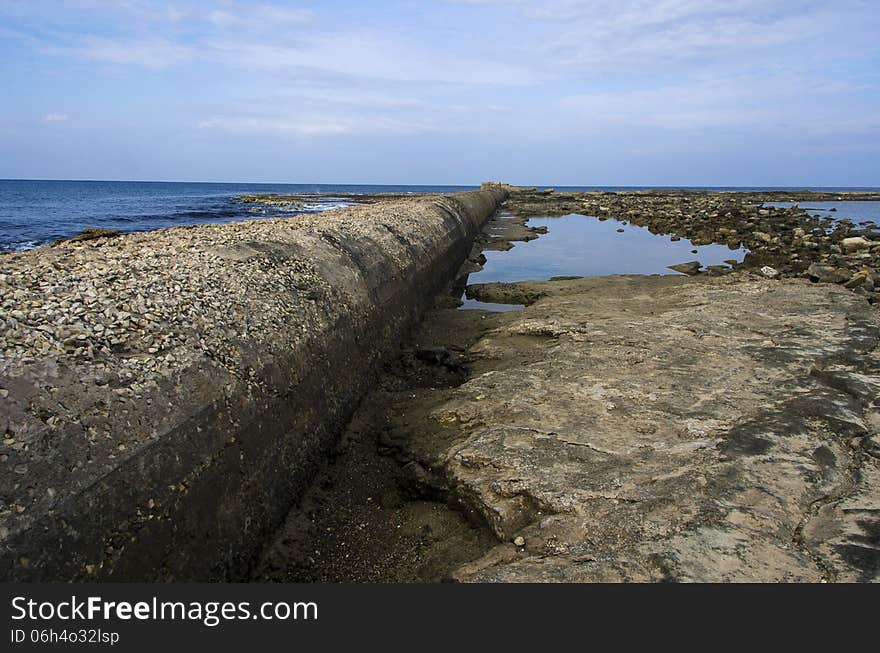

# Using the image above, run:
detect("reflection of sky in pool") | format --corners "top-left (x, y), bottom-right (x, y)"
top-left (459, 298), bottom-right (524, 312)
top-left (466, 213), bottom-right (747, 284)
top-left (763, 201), bottom-right (880, 225)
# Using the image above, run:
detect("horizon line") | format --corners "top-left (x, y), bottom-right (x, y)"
top-left (1, 178), bottom-right (879, 190)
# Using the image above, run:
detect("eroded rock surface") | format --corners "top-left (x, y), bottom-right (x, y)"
top-left (431, 274), bottom-right (880, 581)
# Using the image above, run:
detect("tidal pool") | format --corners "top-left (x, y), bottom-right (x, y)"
top-left (459, 213), bottom-right (748, 311)
top-left (471, 213), bottom-right (745, 283)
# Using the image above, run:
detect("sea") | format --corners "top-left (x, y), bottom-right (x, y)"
top-left (2, 179), bottom-right (879, 252)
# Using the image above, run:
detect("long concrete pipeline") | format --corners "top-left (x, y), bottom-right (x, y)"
top-left (0, 187), bottom-right (508, 581)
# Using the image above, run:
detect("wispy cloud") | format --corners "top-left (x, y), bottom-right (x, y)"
top-left (2, 0), bottom-right (879, 182)
top-left (75, 36), bottom-right (195, 69)
top-left (44, 113), bottom-right (68, 122)
top-left (197, 112), bottom-right (437, 137)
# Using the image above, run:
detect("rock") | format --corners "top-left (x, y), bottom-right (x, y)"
top-left (759, 266), bottom-right (780, 279)
top-left (807, 263), bottom-right (850, 284)
top-left (513, 536), bottom-right (525, 547)
top-left (841, 237), bottom-right (871, 253)
top-left (844, 270), bottom-right (875, 291)
top-left (414, 347), bottom-right (451, 365)
top-left (668, 261), bottom-right (702, 276)
top-left (442, 274), bottom-right (880, 583)
top-left (753, 232), bottom-right (772, 243)
top-left (56, 228), bottom-right (122, 245)
top-left (706, 265), bottom-right (731, 276)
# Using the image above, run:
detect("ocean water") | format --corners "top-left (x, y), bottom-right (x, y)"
top-left (0, 179), bottom-right (477, 251)
top-left (3, 180), bottom-right (878, 252)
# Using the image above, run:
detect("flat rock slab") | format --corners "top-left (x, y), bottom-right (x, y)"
top-left (434, 273), bottom-right (880, 582)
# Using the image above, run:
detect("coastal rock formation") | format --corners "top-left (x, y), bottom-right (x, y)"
top-left (504, 188), bottom-right (880, 305)
top-left (0, 188), bottom-right (507, 581)
top-left (439, 274), bottom-right (879, 582)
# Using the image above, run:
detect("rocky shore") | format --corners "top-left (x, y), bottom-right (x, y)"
top-left (504, 187), bottom-right (880, 301)
top-left (258, 187), bottom-right (880, 582)
top-left (3, 184), bottom-right (878, 582)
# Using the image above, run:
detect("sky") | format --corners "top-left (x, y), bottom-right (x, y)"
top-left (0, 0), bottom-right (878, 186)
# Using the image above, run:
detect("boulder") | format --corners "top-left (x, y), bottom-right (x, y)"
top-left (807, 263), bottom-right (850, 284)
top-left (668, 261), bottom-right (702, 276)
top-left (841, 236), bottom-right (871, 253)
top-left (844, 270), bottom-right (875, 291)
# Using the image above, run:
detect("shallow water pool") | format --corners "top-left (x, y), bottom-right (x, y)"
top-left (459, 213), bottom-right (748, 311)
top-left (468, 213), bottom-right (746, 284)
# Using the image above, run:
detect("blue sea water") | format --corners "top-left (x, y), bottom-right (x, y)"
top-left (2, 179), bottom-right (879, 252)
top-left (0, 179), bottom-right (478, 251)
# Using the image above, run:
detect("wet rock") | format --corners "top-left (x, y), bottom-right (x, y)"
top-left (759, 266), bottom-right (780, 279)
top-left (56, 228), bottom-right (122, 245)
top-left (668, 261), bottom-right (702, 276)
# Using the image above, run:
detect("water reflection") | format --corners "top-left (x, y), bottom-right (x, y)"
top-left (458, 213), bottom-right (748, 312)
top-left (469, 213), bottom-right (746, 284)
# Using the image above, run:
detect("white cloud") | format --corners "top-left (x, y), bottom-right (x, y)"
top-left (449, 0), bottom-right (874, 73)
top-left (197, 113), bottom-right (436, 137)
top-left (204, 32), bottom-right (537, 85)
top-left (557, 73), bottom-right (876, 134)
top-left (44, 113), bottom-right (68, 122)
top-left (207, 4), bottom-right (313, 29)
top-left (76, 36), bottom-right (194, 68)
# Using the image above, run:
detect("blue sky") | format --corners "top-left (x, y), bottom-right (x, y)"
top-left (1, 0), bottom-right (878, 185)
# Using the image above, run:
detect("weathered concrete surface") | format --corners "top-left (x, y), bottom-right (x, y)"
top-left (0, 188), bottom-right (507, 581)
top-left (415, 274), bottom-right (880, 582)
